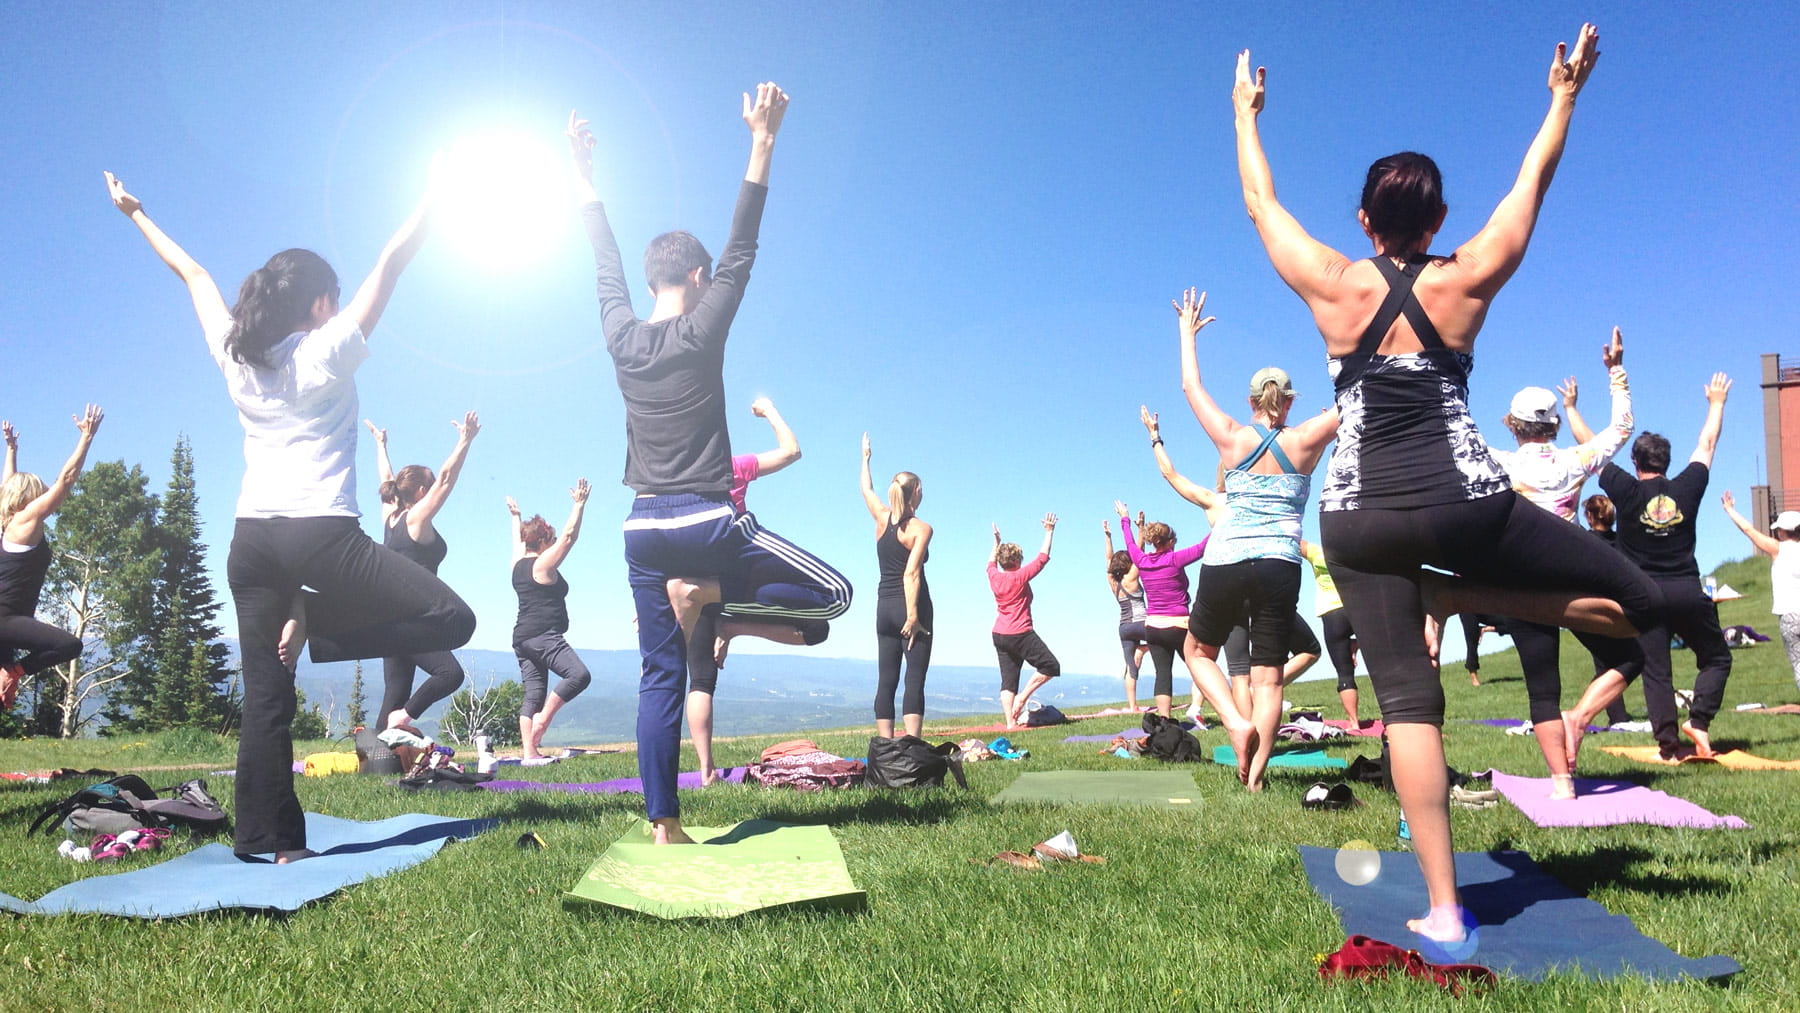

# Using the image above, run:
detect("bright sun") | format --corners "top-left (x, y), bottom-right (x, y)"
top-left (434, 130), bottom-right (570, 271)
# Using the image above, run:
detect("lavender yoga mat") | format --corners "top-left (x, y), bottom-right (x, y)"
top-left (480, 768), bottom-right (746, 794)
top-left (1469, 718), bottom-right (1607, 732)
top-left (1486, 769), bottom-right (1749, 830)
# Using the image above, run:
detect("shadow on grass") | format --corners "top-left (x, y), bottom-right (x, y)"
top-left (749, 794), bottom-right (974, 828)
top-left (1539, 846), bottom-right (1733, 899)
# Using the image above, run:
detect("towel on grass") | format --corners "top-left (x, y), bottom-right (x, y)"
top-left (1599, 746), bottom-right (1800, 770)
top-left (0, 813), bottom-right (495, 918)
top-left (989, 769), bottom-right (1200, 807)
top-left (565, 820), bottom-right (864, 919)
top-left (1484, 770), bottom-right (1748, 829)
top-left (1323, 719), bottom-right (1384, 737)
top-left (479, 768), bottom-right (746, 794)
top-left (1210, 746), bottom-right (1347, 770)
top-left (1297, 845), bottom-right (1740, 982)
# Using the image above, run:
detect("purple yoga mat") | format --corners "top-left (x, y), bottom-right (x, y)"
top-left (1062, 728), bottom-right (1146, 743)
top-left (1469, 718), bottom-right (1607, 732)
top-left (1486, 769), bottom-right (1749, 830)
top-left (479, 767), bottom-right (746, 794)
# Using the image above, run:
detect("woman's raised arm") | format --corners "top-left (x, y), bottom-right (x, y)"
top-left (535, 479), bottom-right (590, 578)
top-left (105, 172), bottom-right (232, 337)
top-left (4, 406), bottom-right (103, 544)
top-left (408, 411), bottom-right (481, 536)
top-left (858, 433), bottom-right (886, 522)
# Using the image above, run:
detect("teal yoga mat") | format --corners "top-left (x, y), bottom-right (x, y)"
top-left (565, 820), bottom-right (866, 919)
top-left (1211, 745), bottom-right (1347, 770)
top-left (989, 770), bottom-right (1201, 807)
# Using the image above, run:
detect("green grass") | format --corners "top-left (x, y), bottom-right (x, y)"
top-left (2, 557), bottom-right (1798, 1010)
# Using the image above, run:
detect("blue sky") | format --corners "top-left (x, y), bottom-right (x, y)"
top-left (3, 2), bottom-right (1796, 682)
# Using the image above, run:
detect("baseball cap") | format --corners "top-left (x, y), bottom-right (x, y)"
top-left (1772, 511), bottom-right (1800, 533)
top-left (1508, 387), bottom-right (1560, 425)
top-left (1250, 366), bottom-right (1296, 398)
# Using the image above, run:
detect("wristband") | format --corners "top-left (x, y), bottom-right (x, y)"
top-left (1151, 438), bottom-right (1164, 447)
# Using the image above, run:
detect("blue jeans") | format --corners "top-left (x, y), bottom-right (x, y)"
top-left (622, 494), bottom-right (851, 821)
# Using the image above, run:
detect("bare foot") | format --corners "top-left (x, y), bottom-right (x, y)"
top-left (1561, 710), bottom-right (1587, 769)
top-left (1407, 904), bottom-right (1467, 944)
top-left (1467, 668), bottom-right (1481, 687)
top-left (1549, 774), bottom-right (1576, 800)
top-left (699, 768), bottom-right (721, 787)
top-left (275, 848), bottom-right (319, 864)
top-left (714, 634), bottom-right (731, 668)
top-left (1227, 722), bottom-right (1255, 785)
top-left (1680, 721), bottom-right (1715, 758)
top-left (0, 662), bottom-right (23, 710)
top-left (277, 597), bottom-right (308, 670)
top-left (651, 819), bottom-right (696, 845)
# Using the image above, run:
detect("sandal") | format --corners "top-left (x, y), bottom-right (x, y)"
top-left (1302, 781), bottom-right (1357, 810)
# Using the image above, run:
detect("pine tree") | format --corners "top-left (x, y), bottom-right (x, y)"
top-left (348, 661), bottom-right (368, 729)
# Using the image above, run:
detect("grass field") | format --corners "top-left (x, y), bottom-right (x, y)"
top-left (2, 557), bottom-right (1798, 1011)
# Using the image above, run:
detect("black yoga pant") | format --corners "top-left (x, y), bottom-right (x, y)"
top-left (993, 629), bottom-right (1059, 693)
top-left (874, 594), bottom-right (931, 721)
top-left (1459, 613), bottom-right (1502, 671)
top-left (1511, 618), bottom-right (1648, 724)
top-left (381, 650), bottom-right (465, 722)
top-left (515, 632), bottom-right (593, 714)
top-left (1190, 559), bottom-right (1302, 667)
top-left (1143, 624), bottom-right (1187, 698)
top-left (1320, 491), bottom-right (1661, 727)
top-left (1119, 622), bottom-right (1147, 680)
top-left (0, 614), bottom-right (81, 675)
top-left (228, 516), bottom-right (476, 856)
top-left (1638, 575), bottom-right (1732, 749)
top-left (1322, 608), bottom-right (1357, 693)
top-left (1223, 611), bottom-right (1321, 678)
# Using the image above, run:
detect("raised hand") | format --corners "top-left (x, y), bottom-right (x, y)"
top-left (1233, 50), bottom-right (1267, 118)
top-left (1558, 378), bottom-right (1579, 410)
top-left (571, 478), bottom-right (591, 504)
top-left (102, 171), bottom-right (141, 216)
top-left (742, 81), bottom-right (789, 139)
top-left (1043, 512), bottom-right (1058, 531)
top-left (1721, 490), bottom-right (1737, 511)
top-left (363, 419), bottom-right (388, 445)
top-left (1140, 405), bottom-right (1161, 438)
top-left (565, 109), bottom-right (596, 181)
top-left (751, 397), bottom-right (774, 418)
top-left (1114, 500), bottom-right (1129, 519)
top-left (1136, 510), bottom-right (1145, 529)
top-left (1705, 373), bottom-right (1732, 404)
top-left (1548, 23), bottom-right (1601, 100)
top-left (861, 432), bottom-right (871, 461)
top-left (1171, 287), bottom-right (1217, 342)
top-left (453, 410), bottom-right (481, 441)
top-left (505, 496), bottom-right (521, 517)
top-left (74, 404), bottom-right (104, 438)
top-left (2, 421), bottom-right (16, 448)
top-left (992, 523), bottom-right (1002, 543)
top-left (1603, 326), bottom-right (1624, 369)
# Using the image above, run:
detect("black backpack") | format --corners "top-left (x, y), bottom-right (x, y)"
top-left (28, 775), bottom-right (230, 837)
top-left (864, 735), bottom-right (968, 788)
top-left (1140, 712), bottom-right (1201, 763)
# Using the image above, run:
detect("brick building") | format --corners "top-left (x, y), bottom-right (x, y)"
top-left (1755, 352), bottom-right (1800, 527)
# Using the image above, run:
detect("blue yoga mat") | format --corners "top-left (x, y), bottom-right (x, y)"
top-left (0, 813), bottom-right (497, 918)
top-left (1296, 846), bottom-right (1740, 981)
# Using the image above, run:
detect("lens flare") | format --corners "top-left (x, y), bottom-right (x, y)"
top-left (434, 130), bottom-right (570, 271)
top-left (1333, 839), bottom-right (1381, 886)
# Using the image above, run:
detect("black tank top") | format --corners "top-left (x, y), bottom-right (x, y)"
top-left (384, 510), bottom-right (447, 574)
top-left (0, 538), bottom-right (51, 617)
top-left (876, 518), bottom-right (928, 601)
top-left (512, 556), bottom-right (569, 642)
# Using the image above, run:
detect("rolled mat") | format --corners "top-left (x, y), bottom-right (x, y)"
top-left (1598, 746), bottom-right (1800, 770)
top-left (0, 813), bottom-right (496, 918)
top-left (1297, 846), bottom-right (1740, 981)
top-left (1211, 746), bottom-right (1347, 770)
top-left (479, 768), bottom-right (746, 794)
top-left (564, 819), bottom-right (865, 919)
top-left (1484, 769), bottom-right (1748, 829)
top-left (989, 769), bottom-right (1199, 807)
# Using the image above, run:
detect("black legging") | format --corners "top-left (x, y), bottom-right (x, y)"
top-left (1143, 624), bottom-right (1188, 698)
top-left (1638, 576), bottom-right (1732, 750)
top-left (1321, 491), bottom-right (1661, 726)
top-left (0, 614), bottom-right (81, 676)
top-left (1223, 611), bottom-right (1321, 678)
top-left (381, 651), bottom-right (465, 722)
top-left (1119, 621), bottom-right (1147, 679)
top-left (514, 632), bottom-right (593, 713)
top-left (1321, 608), bottom-right (1356, 692)
top-left (874, 595), bottom-right (931, 721)
top-left (229, 516), bottom-right (476, 856)
top-left (1511, 619), bottom-right (1647, 724)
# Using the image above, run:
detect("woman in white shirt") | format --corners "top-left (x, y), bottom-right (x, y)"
top-left (106, 171), bottom-right (475, 863)
top-left (1721, 491), bottom-right (1800, 693)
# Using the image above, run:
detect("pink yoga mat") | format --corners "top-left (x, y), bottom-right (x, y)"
top-left (1322, 719), bottom-right (1383, 737)
top-left (1486, 769), bottom-right (1748, 830)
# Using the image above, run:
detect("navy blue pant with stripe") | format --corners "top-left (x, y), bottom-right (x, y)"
top-left (623, 494), bottom-right (851, 821)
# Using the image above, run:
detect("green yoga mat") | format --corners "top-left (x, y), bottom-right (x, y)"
top-left (989, 770), bottom-right (1201, 808)
top-left (564, 820), bottom-right (866, 919)
top-left (1210, 745), bottom-right (1347, 770)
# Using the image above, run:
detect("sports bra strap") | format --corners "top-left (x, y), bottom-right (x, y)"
top-left (1360, 256), bottom-right (1447, 353)
top-left (1234, 423), bottom-right (1298, 474)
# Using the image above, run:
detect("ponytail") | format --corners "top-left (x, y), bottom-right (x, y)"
top-left (224, 249), bottom-right (339, 369)
top-left (887, 471), bottom-right (921, 523)
top-left (382, 465), bottom-right (435, 508)
top-left (378, 479), bottom-right (400, 505)
top-left (1252, 381), bottom-right (1287, 420)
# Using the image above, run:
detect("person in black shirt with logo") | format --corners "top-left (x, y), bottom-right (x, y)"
top-left (1599, 373), bottom-right (1732, 758)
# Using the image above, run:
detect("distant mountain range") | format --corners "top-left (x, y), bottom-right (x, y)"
top-left (283, 645), bottom-right (1145, 744)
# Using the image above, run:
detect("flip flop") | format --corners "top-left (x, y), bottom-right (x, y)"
top-left (1302, 782), bottom-right (1357, 811)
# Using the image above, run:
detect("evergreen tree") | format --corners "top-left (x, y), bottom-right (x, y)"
top-left (348, 661), bottom-right (368, 729)
top-left (147, 436), bottom-right (232, 730)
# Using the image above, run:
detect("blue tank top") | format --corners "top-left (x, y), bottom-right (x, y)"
top-left (1207, 425), bottom-right (1308, 565)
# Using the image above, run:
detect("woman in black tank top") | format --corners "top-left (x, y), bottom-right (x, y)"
top-left (507, 483), bottom-right (594, 762)
top-left (366, 413), bottom-right (480, 735)
top-left (0, 409), bottom-right (103, 712)
top-left (859, 434), bottom-right (932, 738)
top-left (1231, 27), bottom-right (1665, 946)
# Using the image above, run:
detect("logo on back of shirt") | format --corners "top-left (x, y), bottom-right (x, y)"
top-left (1640, 494), bottom-right (1684, 534)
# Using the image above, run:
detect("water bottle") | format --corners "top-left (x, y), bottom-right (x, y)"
top-left (1396, 808), bottom-right (1413, 850)
top-left (475, 733), bottom-right (497, 774)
